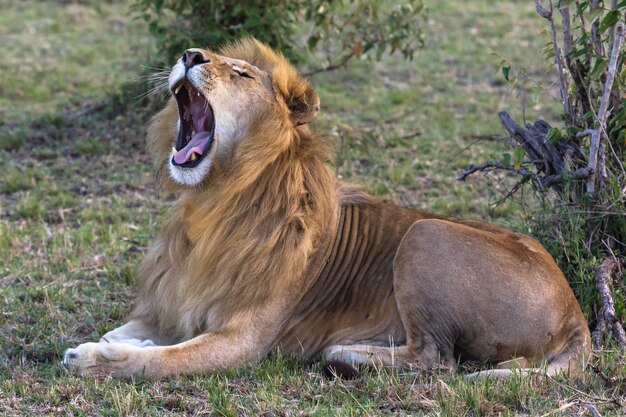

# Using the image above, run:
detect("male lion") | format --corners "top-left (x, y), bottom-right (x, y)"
top-left (63, 38), bottom-right (590, 379)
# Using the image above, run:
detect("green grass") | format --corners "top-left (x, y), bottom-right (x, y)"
top-left (0, 0), bottom-right (154, 126)
top-left (1, 0), bottom-right (625, 415)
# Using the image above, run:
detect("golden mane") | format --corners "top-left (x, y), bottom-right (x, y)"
top-left (135, 39), bottom-right (338, 340)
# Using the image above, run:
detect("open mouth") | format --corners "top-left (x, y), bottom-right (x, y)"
top-left (171, 81), bottom-right (215, 168)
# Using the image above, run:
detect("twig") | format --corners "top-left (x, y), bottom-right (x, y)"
top-left (303, 52), bottom-right (355, 77)
top-left (65, 101), bottom-right (108, 121)
top-left (576, 129), bottom-right (595, 138)
top-left (586, 22), bottom-right (625, 195)
top-left (584, 402), bottom-right (604, 417)
top-left (589, 363), bottom-right (621, 384)
top-left (594, 256), bottom-right (626, 348)
top-left (494, 179), bottom-right (526, 207)
top-left (457, 161), bottom-right (591, 189)
top-left (456, 161), bottom-right (536, 182)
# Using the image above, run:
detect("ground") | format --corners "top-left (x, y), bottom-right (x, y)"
top-left (1, 0), bottom-right (625, 415)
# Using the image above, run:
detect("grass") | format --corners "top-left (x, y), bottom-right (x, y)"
top-left (1, 0), bottom-right (625, 415)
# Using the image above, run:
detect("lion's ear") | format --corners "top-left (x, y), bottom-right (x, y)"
top-left (288, 85), bottom-right (320, 126)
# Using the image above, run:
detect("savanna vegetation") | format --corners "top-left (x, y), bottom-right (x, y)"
top-left (0, 0), bottom-right (625, 415)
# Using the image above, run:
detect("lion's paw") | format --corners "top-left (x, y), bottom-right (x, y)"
top-left (323, 344), bottom-right (390, 366)
top-left (323, 345), bottom-right (369, 364)
top-left (62, 342), bottom-right (139, 377)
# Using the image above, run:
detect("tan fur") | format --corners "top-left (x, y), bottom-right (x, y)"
top-left (63, 38), bottom-right (590, 379)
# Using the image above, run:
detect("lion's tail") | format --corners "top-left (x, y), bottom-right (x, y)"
top-left (465, 331), bottom-right (591, 380)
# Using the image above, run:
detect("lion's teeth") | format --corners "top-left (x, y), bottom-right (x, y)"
top-left (172, 147), bottom-right (178, 155)
top-left (190, 153), bottom-right (197, 161)
top-left (174, 85), bottom-right (182, 95)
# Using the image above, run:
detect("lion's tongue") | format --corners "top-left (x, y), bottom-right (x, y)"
top-left (174, 131), bottom-right (212, 164)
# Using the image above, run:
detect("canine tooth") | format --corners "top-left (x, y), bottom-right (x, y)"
top-left (174, 85), bottom-right (182, 95)
top-left (172, 147), bottom-right (178, 155)
top-left (190, 153), bottom-right (197, 161)
top-left (197, 92), bottom-right (200, 97)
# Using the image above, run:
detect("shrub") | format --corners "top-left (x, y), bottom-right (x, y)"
top-left (132, 0), bottom-right (426, 70)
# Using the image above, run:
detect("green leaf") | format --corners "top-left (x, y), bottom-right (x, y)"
top-left (502, 65), bottom-right (511, 81)
top-left (600, 10), bottom-right (619, 32)
top-left (501, 153), bottom-right (511, 166)
top-left (588, 7), bottom-right (605, 24)
top-left (590, 58), bottom-right (608, 79)
top-left (513, 145), bottom-right (525, 170)
top-left (545, 127), bottom-right (562, 145)
top-left (568, 47), bottom-right (588, 59)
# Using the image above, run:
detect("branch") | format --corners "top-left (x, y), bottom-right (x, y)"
top-left (608, 0), bottom-right (619, 47)
top-left (302, 52), bottom-right (355, 77)
top-left (65, 101), bottom-right (108, 121)
top-left (594, 256), bottom-right (626, 348)
top-left (559, 4), bottom-right (574, 58)
top-left (457, 161), bottom-right (591, 189)
top-left (541, 166), bottom-right (592, 188)
top-left (590, 0), bottom-right (605, 57)
top-left (458, 113), bottom-right (591, 196)
top-left (498, 112), bottom-right (563, 176)
top-left (586, 22), bottom-right (625, 196)
top-left (456, 161), bottom-right (537, 182)
top-left (536, 0), bottom-right (571, 118)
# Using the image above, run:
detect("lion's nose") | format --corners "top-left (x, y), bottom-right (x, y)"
top-left (182, 50), bottom-right (209, 70)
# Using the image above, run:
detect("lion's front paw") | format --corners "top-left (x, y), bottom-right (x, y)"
top-left (63, 342), bottom-right (141, 377)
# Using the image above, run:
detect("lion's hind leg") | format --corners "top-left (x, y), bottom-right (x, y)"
top-left (466, 342), bottom-right (589, 380)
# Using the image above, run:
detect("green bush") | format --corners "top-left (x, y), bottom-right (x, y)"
top-left (131, 0), bottom-right (426, 68)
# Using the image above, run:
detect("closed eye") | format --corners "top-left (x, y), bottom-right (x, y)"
top-left (234, 68), bottom-right (254, 79)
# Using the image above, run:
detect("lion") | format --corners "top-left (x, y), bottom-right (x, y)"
top-left (63, 38), bottom-right (590, 379)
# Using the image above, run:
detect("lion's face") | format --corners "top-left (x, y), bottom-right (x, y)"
top-left (167, 48), bottom-right (276, 186)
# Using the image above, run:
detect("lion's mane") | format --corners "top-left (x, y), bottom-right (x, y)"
top-left (133, 39), bottom-right (347, 341)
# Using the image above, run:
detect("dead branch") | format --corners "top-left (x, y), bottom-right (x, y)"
top-left (458, 112), bottom-right (590, 193)
top-left (594, 257), bottom-right (626, 348)
top-left (499, 112), bottom-right (567, 176)
top-left (456, 161), bottom-right (537, 182)
top-left (541, 166), bottom-right (593, 188)
top-left (586, 22), bottom-right (625, 196)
